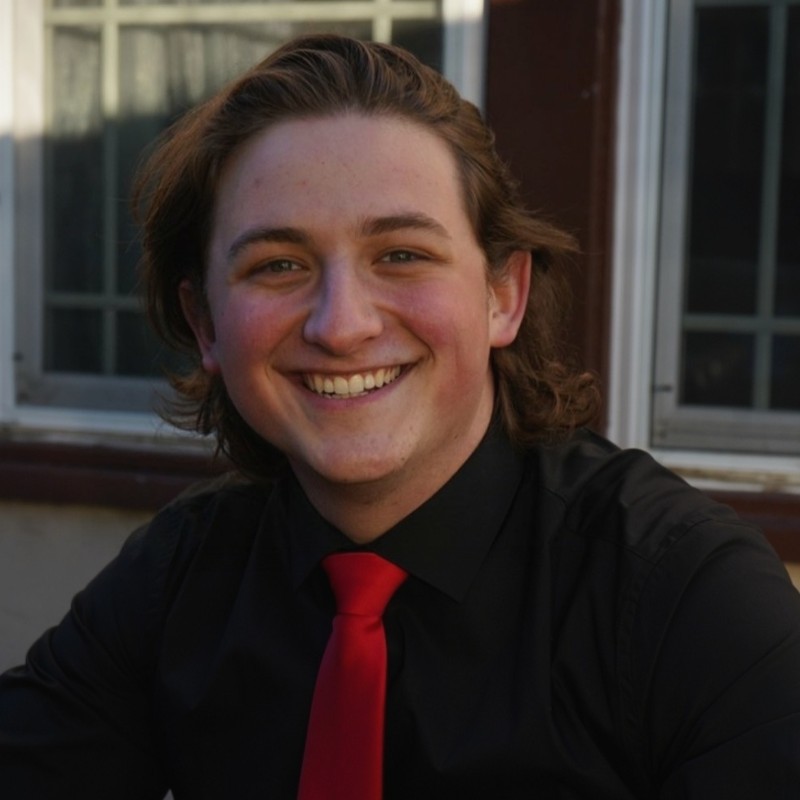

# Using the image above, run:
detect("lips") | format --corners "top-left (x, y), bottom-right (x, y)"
top-left (303, 366), bottom-right (402, 398)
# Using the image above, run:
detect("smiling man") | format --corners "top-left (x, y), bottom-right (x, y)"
top-left (2, 35), bottom-right (800, 800)
top-left (183, 113), bottom-right (527, 541)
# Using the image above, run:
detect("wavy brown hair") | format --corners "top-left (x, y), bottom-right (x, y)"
top-left (133, 34), bottom-right (600, 478)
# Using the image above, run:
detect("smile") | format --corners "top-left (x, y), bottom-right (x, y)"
top-left (303, 366), bottom-right (402, 398)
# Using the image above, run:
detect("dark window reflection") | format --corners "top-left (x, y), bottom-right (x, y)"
top-left (685, 7), bottom-right (768, 316)
top-left (46, 308), bottom-right (103, 373)
top-left (771, 335), bottom-right (800, 410)
top-left (775, 7), bottom-right (800, 317)
top-left (681, 330), bottom-right (754, 407)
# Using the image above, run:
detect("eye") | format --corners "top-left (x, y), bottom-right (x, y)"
top-left (263, 258), bottom-right (302, 274)
top-left (380, 250), bottom-right (425, 264)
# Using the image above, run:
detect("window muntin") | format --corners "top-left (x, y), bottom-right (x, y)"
top-left (652, 0), bottom-right (800, 455)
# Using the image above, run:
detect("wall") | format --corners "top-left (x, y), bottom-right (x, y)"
top-left (0, 501), bottom-right (150, 673)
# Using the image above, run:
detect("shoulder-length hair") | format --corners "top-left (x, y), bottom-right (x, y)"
top-left (133, 33), bottom-right (600, 478)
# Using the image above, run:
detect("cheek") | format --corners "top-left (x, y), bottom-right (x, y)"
top-left (216, 292), bottom-right (285, 342)
top-left (211, 304), bottom-right (274, 370)
top-left (409, 300), bottom-right (493, 391)
top-left (420, 293), bottom-right (492, 353)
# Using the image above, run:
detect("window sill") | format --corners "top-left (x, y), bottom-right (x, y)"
top-left (0, 439), bottom-right (225, 511)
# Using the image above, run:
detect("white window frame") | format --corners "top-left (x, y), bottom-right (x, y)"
top-left (0, 0), bottom-right (486, 449)
top-left (608, 0), bottom-right (800, 494)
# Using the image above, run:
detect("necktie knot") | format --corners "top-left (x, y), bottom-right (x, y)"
top-left (323, 552), bottom-right (408, 617)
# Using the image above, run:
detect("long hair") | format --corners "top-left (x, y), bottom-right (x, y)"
top-left (132, 34), bottom-right (600, 478)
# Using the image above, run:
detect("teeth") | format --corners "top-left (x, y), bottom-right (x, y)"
top-left (304, 366), bottom-right (401, 398)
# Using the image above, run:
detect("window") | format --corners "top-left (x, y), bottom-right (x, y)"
top-left (1, 0), bottom-right (484, 439)
top-left (610, 0), bottom-right (800, 493)
top-left (653, 0), bottom-right (800, 455)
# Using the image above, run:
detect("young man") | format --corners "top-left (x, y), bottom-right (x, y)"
top-left (2, 35), bottom-right (799, 799)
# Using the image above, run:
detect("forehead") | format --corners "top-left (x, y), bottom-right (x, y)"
top-left (212, 113), bottom-right (469, 224)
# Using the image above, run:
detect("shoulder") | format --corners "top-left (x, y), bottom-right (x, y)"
top-left (530, 434), bottom-right (800, 788)
top-left (530, 429), bottom-right (753, 560)
top-left (135, 471), bottom-right (276, 561)
top-left (71, 473), bottom-right (277, 659)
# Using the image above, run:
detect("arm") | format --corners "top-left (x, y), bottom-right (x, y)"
top-left (632, 520), bottom-right (800, 798)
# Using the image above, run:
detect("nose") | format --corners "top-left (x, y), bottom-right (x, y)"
top-left (302, 263), bottom-right (383, 354)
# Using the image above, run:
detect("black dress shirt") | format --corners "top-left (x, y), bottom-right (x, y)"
top-left (2, 427), bottom-right (800, 798)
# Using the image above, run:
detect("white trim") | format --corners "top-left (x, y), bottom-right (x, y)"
top-left (13, 0), bottom-right (45, 402)
top-left (606, 0), bottom-right (667, 450)
top-left (443, 0), bottom-right (486, 107)
top-left (651, 447), bottom-right (800, 495)
top-left (0, 0), bottom-right (15, 420)
top-left (44, 1), bottom-right (440, 25)
top-left (3, 405), bottom-right (212, 454)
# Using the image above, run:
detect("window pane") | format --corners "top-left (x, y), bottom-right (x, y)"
top-left (771, 335), bottom-right (800, 410)
top-left (393, 17), bottom-right (444, 72)
top-left (681, 331), bottom-right (754, 408)
top-left (47, 26), bottom-right (104, 294)
top-left (775, 6), bottom-right (800, 317)
top-left (46, 309), bottom-right (104, 373)
top-left (685, 7), bottom-right (768, 315)
top-left (116, 311), bottom-right (186, 377)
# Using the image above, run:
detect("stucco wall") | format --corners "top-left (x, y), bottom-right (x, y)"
top-left (0, 501), bottom-right (151, 673)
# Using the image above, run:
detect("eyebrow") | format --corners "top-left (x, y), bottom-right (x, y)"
top-left (359, 212), bottom-right (451, 240)
top-left (225, 212), bottom-right (451, 264)
top-left (226, 226), bottom-right (310, 264)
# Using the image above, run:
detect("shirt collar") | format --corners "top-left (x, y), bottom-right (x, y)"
top-left (280, 423), bottom-right (526, 603)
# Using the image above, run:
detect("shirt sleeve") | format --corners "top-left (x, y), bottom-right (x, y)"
top-left (629, 517), bottom-right (800, 798)
top-left (0, 507), bottom-right (191, 799)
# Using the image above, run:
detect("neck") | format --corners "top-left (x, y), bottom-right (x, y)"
top-left (290, 430), bottom-right (488, 544)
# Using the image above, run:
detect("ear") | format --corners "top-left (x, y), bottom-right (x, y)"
top-left (488, 250), bottom-right (531, 347)
top-left (179, 278), bottom-right (221, 374)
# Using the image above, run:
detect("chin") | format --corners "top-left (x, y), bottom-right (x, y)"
top-left (298, 448), bottom-right (409, 488)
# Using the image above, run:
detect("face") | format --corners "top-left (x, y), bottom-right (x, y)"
top-left (184, 114), bottom-right (529, 536)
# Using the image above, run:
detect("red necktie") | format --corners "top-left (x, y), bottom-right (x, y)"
top-left (298, 552), bottom-right (408, 800)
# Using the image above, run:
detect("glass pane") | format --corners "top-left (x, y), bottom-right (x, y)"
top-left (680, 331), bottom-right (754, 408)
top-left (393, 17), bottom-right (444, 72)
top-left (47, 26), bottom-right (104, 294)
top-left (771, 335), bottom-right (800, 411)
top-left (775, 6), bottom-right (800, 317)
top-left (46, 308), bottom-right (104, 373)
top-left (116, 311), bottom-right (186, 377)
top-left (685, 7), bottom-right (768, 315)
